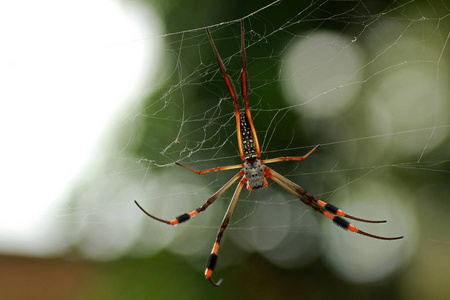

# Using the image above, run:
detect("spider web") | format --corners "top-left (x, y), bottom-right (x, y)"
top-left (64, 0), bottom-right (449, 291)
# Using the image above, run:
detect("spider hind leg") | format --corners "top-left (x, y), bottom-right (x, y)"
top-left (322, 210), bottom-right (403, 240)
top-left (266, 168), bottom-right (403, 241)
top-left (316, 200), bottom-right (387, 224)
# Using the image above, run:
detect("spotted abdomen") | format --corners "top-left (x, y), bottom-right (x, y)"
top-left (240, 113), bottom-right (257, 161)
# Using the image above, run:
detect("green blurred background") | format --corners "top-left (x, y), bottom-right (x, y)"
top-left (2, 0), bottom-right (449, 299)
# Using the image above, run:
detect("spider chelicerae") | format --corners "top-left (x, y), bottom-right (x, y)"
top-left (135, 19), bottom-right (403, 287)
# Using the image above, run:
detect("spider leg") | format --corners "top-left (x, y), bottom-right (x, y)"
top-left (262, 145), bottom-right (320, 165)
top-left (206, 19), bottom-right (261, 162)
top-left (175, 162), bottom-right (243, 175)
top-left (205, 176), bottom-right (247, 287)
top-left (206, 26), bottom-right (245, 161)
top-left (265, 167), bottom-right (403, 240)
top-left (267, 168), bottom-right (387, 223)
top-left (135, 170), bottom-right (244, 226)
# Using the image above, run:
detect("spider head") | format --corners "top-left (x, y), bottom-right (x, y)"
top-left (244, 160), bottom-right (267, 190)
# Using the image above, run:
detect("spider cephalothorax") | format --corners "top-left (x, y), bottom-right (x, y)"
top-left (243, 160), bottom-right (266, 190)
top-left (135, 19), bottom-right (403, 287)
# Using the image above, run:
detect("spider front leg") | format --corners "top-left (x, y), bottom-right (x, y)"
top-left (205, 176), bottom-right (247, 287)
top-left (135, 170), bottom-right (244, 225)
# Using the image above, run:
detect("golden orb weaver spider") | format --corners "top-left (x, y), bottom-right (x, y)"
top-left (135, 19), bottom-right (404, 287)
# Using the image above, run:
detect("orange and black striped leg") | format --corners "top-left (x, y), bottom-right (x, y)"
top-left (265, 168), bottom-right (403, 241)
top-left (135, 171), bottom-right (244, 226)
top-left (315, 199), bottom-right (386, 223)
top-left (175, 162), bottom-right (243, 175)
top-left (267, 168), bottom-right (389, 223)
top-left (205, 177), bottom-right (247, 287)
top-left (262, 145), bottom-right (320, 165)
top-left (319, 210), bottom-right (404, 240)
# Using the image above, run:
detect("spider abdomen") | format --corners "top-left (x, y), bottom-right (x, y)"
top-left (244, 160), bottom-right (266, 190)
top-left (240, 113), bottom-right (258, 161)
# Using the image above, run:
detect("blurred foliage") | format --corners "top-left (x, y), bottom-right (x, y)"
top-left (79, 252), bottom-right (402, 300)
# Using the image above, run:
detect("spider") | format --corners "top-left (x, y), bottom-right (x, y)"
top-left (135, 19), bottom-right (403, 287)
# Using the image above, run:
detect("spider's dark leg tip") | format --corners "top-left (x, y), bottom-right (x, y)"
top-left (207, 277), bottom-right (223, 287)
top-left (216, 278), bottom-right (224, 286)
top-left (364, 219), bottom-right (387, 224)
top-left (379, 235), bottom-right (404, 241)
top-left (205, 254), bottom-right (222, 286)
top-left (134, 201), bottom-right (151, 215)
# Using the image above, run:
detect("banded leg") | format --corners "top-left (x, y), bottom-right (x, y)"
top-left (262, 145), bottom-right (320, 165)
top-left (265, 167), bottom-right (403, 240)
top-left (135, 170), bottom-right (244, 226)
top-left (267, 168), bottom-right (387, 223)
top-left (205, 176), bottom-right (247, 287)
